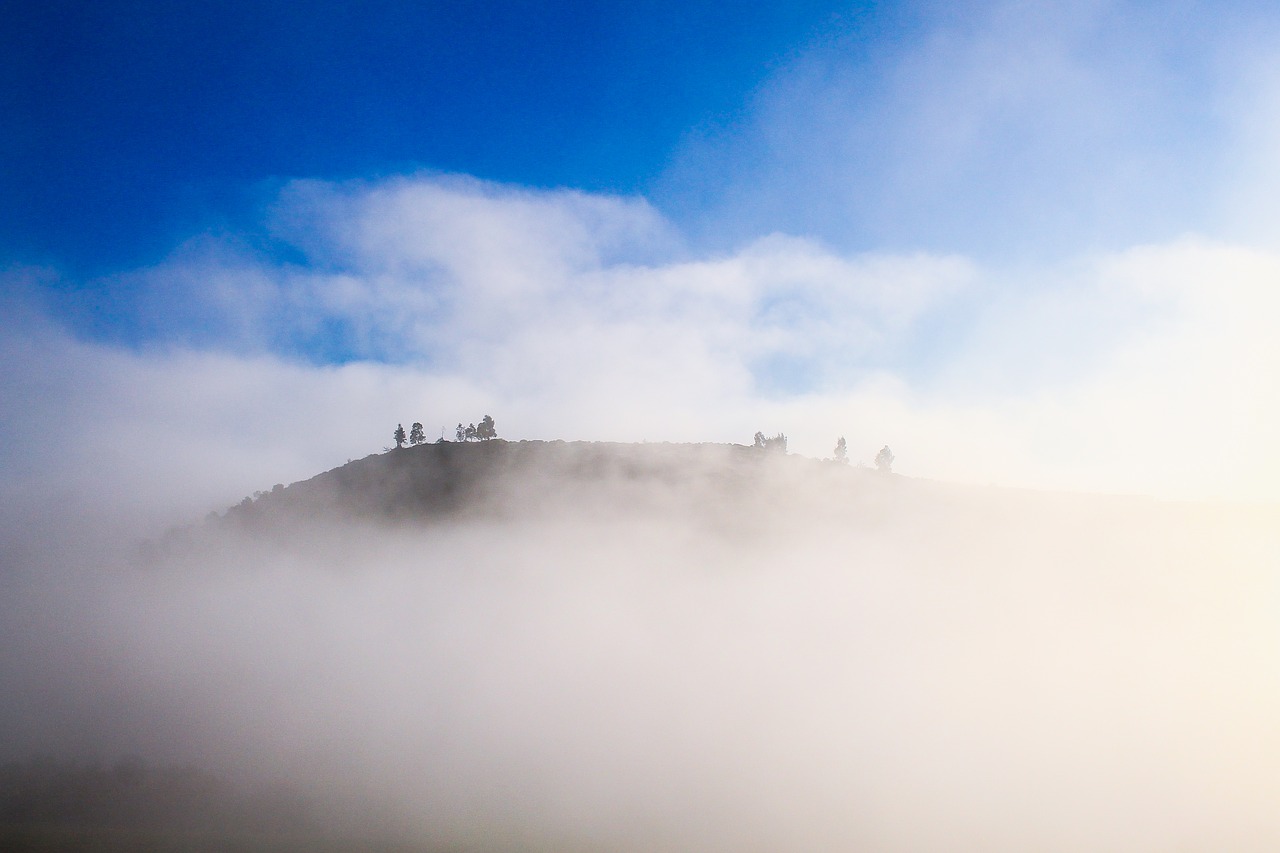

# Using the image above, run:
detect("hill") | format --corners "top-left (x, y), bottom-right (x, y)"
top-left (214, 439), bottom-right (884, 531)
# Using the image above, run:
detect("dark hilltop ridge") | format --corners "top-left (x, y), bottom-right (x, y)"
top-left (206, 438), bottom-right (1171, 545)
top-left (216, 439), bottom-right (886, 532)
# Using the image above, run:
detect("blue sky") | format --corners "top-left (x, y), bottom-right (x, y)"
top-left (6, 0), bottom-right (1274, 296)
top-left (2, 1), bottom-right (853, 273)
top-left (4, 0), bottom-right (1280, 509)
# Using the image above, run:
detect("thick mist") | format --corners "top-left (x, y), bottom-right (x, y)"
top-left (3, 444), bottom-right (1278, 850)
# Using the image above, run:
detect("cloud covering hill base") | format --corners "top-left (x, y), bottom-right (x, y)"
top-left (5, 2), bottom-right (1280, 846)
top-left (6, 173), bottom-right (1280, 520)
top-left (3, 446), bottom-right (1278, 850)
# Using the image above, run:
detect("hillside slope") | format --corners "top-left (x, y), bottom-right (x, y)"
top-left (217, 439), bottom-right (879, 529)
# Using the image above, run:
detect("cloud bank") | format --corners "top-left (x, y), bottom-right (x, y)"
top-left (4, 4), bottom-right (1280, 846)
top-left (3, 448), bottom-right (1278, 850)
top-left (9, 1), bottom-right (1280, 518)
top-left (4, 172), bottom-right (1279, 525)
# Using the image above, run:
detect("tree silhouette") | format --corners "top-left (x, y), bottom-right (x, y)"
top-left (465, 423), bottom-right (477, 441)
top-left (753, 432), bottom-right (787, 453)
top-left (875, 445), bottom-right (894, 473)
top-left (409, 423), bottom-right (425, 445)
top-left (834, 436), bottom-right (848, 463)
top-left (456, 423), bottom-right (465, 442)
top-left (393, 424), bottom-right (406, 449)
top-left (477, 414), bottom-right (497, 440)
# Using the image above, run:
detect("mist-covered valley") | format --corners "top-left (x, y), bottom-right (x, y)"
top-left (3, 440), bottom-right (1278, 850)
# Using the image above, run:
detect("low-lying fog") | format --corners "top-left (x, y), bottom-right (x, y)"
top-left (3, 445), bottom-right (1278, 851)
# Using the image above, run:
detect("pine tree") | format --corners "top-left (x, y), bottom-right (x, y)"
top-left (393, 424), bottom-right (407, 449)
top-left (834, 436), bottom-right (848, 463)
top-left (753, 432), bottom-right (787, 453)
top-left (409, 423), bottom-right (425, 445)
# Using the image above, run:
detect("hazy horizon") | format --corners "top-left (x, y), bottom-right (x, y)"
top-left (6, 1), bottom-right (1280, 509)
top-left (4, 1), bottom-right (1280, 848)
top-left (4, 443), bottom-right (1279, 850)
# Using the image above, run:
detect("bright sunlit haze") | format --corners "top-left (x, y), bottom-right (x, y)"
top-left (3, 1), bottom-right (1280, 849)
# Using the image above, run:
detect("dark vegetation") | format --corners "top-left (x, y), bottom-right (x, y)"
top-left (454, 415), bottom-right (497, 443)
top-left (133, 435), bottom-right (901, 572)
top-left (212, 438), bottom-right (884, 535)
top-left (0, 757), bottom-right (359, 852)
top-left (752, 431), bottom-right (787, 453)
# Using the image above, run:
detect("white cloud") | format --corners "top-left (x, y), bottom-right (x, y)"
top-left (5, 455), bottom-right (1278, 849)
top-left (4, 176), bottom-right (1280, 517)
top-left (658, 0), bottom-right (1280, 258)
